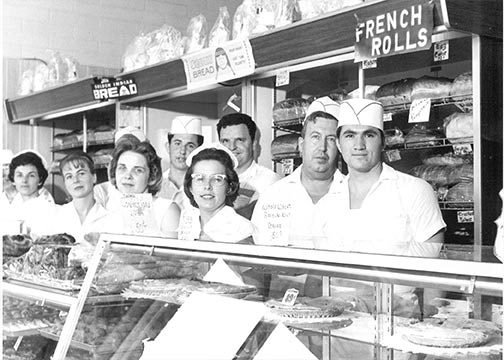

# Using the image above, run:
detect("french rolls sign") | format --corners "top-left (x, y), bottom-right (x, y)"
top-left (354, 3), bottom-right (434, 62)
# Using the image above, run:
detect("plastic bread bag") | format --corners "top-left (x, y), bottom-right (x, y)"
top-left (185, 14), bottom-right (207, 54)
top-left (209, 7), bottom-right (231, 48)
top-left (297, 0), bottom-right (322, 19)
top-left (46, 50), bottom-right (67, 87)
top-left (62, 56), bottom-right (79, 83)
top-left (18, 68), bottom-right (34, 95)
top-left (146, 25), bottom-right (184, 65)
top-left (275, 0), bottom-right (301, 28)
top-left (232, 0), bottom-right (257, 39)
top-left (253, 0), bottom-right (276, 34)
top-left (122, 32), bottom-right (150, 72)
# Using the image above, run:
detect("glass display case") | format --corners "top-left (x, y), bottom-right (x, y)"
top-left (3, 233), bottom-right (503, 360)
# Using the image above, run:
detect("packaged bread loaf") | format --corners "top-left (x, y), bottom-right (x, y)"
top-left (271, 133), bottom-right (299, 159)
top-left (422, 153), bottom-right (468, 166)
top-left (273, 98), bottom-right (309, 123)
top-left (376, 78), bottom-right (415, 105)
top-left (384, 127), bottom-right (404, 147)
top-left (410, 76), bottom-right (452, 100)
top-left (410, 165), bottom-right (452, 186)
top-left (450, 72), bottom-right (472, 96)
top-left (443, 112), bottom-right (473, 143)
top-left (446, 181), bottom-right (473, 207)
top-left (404, 125), bottom-right (443, 148)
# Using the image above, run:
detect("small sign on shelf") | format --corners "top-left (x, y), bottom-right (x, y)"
top-left (434, 41), bottom-right (449, 62)
top-left (408, 98), bottom-right (431, 123)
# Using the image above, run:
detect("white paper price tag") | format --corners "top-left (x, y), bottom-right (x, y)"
top-left (408, 98), bottom-right (431, 123)
top-left (14, 336), bottom-right (23, 351)
top-left (384, 149), bottom-right (401, 163)
top-left (383, 112), bottom-right (393, 122)
top-left (453, 144), bottom-right (473, 155)
top-left (362, 59), bottom-right (377, 69)
top-left (457, 210), bottom-right (474, 223)
top-left (276, 69), bottom-right (290, 87)
top-left (434, 41), bottom-right (449, 62)
top-left (281, 158), bottom-right (294, 175)
top-left (282, 288), bottom-right (299, 306)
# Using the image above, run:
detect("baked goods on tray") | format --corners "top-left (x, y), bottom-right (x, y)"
top-left (265, 296), bottom-right (346, 319)
top-left (122, 278), bottom-right (256, 304)
top-left (273, 98), bottom-right (309, 124)
top-left (400, 318), bottom-right (501, 348)
top-left (450, 72), bottom-right (472, 96)
top-left (271, 133), bottom-right (299, 159)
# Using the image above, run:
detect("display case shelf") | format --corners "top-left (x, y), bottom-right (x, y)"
top-left (384, 138), bottom-right (473, 151)
top-left (382, 94), bottom-right (473, 114)
top-left (51, 139), bottom-right (114, 152)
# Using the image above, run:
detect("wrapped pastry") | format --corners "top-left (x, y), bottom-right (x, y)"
top-left (18, 69), bottom-right (34, 95)
top-left (404, 124), bottom-right (443, 148)
top-left (253, 0), bottom-right (277, 34)
top-left (122, 32), bottom-right (151, 72)
top-left (232, 0), bottom-right (257, 39)
top-left (450, 72), bottom-right (472, 96)
top-left (346, 85), bottom-right (380, 100)
top-left (146, 25), bottom-right (184, 64)
top-left (410, 76), bottom-right (452, 100)
top-left (384, 127), bottom-right (405, 147)
top-left (446, 181), bottom-right (473, 207)
top-left (422, 153), bottom-right (469, 166)
top-left (185, 14), bottom-right (207, 54)
top-left (271, 133), bottom-right (300, 159)
top-left (209, 7), bottom-right (231, 47)
top-left (443, 112), bottom-right (473, 143)
top-left (447, 163), bottom-right (473, 184)
top-left (376, 78), bottom-right (415, 105)
top-left (275, 0), bottom-right (300, 27)
top-left (273, 98), bottom-right (309, 123)
top-left (410, 164), bottom-right (452, 186)
top-left (297, 0), bottom-right (321, 19)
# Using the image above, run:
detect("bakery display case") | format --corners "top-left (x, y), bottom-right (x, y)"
top-left (3, 233), bottom-right (502, 359)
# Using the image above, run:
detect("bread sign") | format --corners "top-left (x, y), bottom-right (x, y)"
top-left (354, 2), bottom-right (434, 62)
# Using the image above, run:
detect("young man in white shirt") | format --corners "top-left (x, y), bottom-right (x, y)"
top-left (217, 113), bottom-right (280, 218)
top-left (159, 116), bottom-right (204, 210)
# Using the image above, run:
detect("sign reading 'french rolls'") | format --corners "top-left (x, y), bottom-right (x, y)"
top-left (354, 3), bottom-right (434, 62)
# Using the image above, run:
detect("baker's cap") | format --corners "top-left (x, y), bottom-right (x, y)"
top-left (169, 115), bottom-right (203, 136)
top-left (13, 149), bottom-right (48, 169)
top-left (114, 126), bottom-right (147, 144)
top-left (186, 142), bottom-right (238, 169)
top-left (304, 96), bottom-right (340, 123)
top-left (338, 99), bottom-right (384, 131)
top-left (1, 149), bottom-right (14, 165)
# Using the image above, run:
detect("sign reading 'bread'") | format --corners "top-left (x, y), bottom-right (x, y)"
top-left (354, 2), bottom-right (434, 62)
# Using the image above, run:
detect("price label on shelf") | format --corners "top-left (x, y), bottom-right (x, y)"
top-left (408, 98), bottom-right (431, 123)
top-left (362, 59), bottom-right (377, 69)
top-left (457, 210), bottom-right (474, 223)
top-left (281, 159), bottom-right (294, 175)
top-left (276, 69), bottom-right (290, 87)
top-left (434, 41), bottom-right (449, 62)
top-left (384, 149), bottom-right (401, 163)
top-left (453, 144), bottom-right (473, 155)
top-left (282, 288), bottom-right (299, 306)
top-left (383, 112), bottom-right (393, 122)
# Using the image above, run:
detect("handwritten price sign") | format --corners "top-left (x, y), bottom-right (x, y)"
top-left (408, 98), bottom-right (431, 123)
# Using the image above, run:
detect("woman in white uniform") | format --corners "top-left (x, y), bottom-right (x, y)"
top-left (180, 144), bottom-right (255, 243)
top-left (106, 141), bottom-right (180, 236)
top-left (1, 150), bottom-right (55, 238)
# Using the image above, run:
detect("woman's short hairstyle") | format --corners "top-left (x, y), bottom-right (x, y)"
top-left (59, 151), bottom-right (95, 175)
top-left (109, 141), bottom-right (163, 195)
top-left (8, 151), bottom-right (48, 189)
top-left (183, 148), bottom-right (240, 208)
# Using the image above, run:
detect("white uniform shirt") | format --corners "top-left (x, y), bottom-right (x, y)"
top-left (235, 162), bottom-right (280, 209)
top-left (159, 169), bottom-right (191, 210)
top-left (51, 201), bottom-right (109, 243)
top-left (320, 163), bottom-right (446, 256)
top-left (179, 205), bottom-right (255, 243)
top-left (251, 166), bottom-right (344, 248)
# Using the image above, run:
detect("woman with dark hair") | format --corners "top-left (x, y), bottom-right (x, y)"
top-left (1, 150), bottom-right (55, 237)
top-left (180, 143), bottom-right (255, 243)
top-left (214, 46), bottom-right (235, 80)
top-left (106, 141), bottom-right (180, 236)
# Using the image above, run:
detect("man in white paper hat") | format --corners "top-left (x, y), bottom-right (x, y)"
top-left (217, 113), bottom-right (280, 218)
top-left (252, 96), bottom-right (343, 249)
top-left (159, 115), bottom-right (204, 210)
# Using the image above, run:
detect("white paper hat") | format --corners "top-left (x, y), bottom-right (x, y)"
top-left (169, 116), bottom-right (203, 136)
top-left (13, 149), bottom-right (48, 168)
top-left (338, 99), bottom-right (384, 131)
top-left (185, 142), bottom-right (239, 169)
top-left (304, 96), bottom-right (340, 122)
top-left (1, 149), bottom-right (14, 165)
top-left (114, 126), bottom-right (147, 143)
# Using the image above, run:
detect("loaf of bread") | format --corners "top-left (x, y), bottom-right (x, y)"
top-left (410, 76), bottom-right (452, 100)
top-left (384, 127), bottom-right (405, 147)
top-left (376, 78), bottom-right (415, 105)
top-left (446, 181), bottom-right (473, 207)
top-left (450, 72), bottom-right (472, 96)
top-left (404, 125), bottom-right (443, 148)
top-left (444, 112), bottom-right (473, 143)
top-left (422, 153), bottom-right (468, 166)
top-left (273, 98), bottom-right (309, 123)
top-left (346, 85), bottom-right (380, 100)
top-left (271, 133), bottom-right (299, 159)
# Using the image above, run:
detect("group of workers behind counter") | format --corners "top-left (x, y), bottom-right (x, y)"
top-left (1, 98), bottom-right (446, 258)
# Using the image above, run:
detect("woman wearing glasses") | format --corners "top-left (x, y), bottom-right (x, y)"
top-left (181, 144), bottom-right (255, 243)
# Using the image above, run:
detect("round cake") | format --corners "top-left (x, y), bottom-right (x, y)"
top-left (265, 297), bottom-right (345, 319)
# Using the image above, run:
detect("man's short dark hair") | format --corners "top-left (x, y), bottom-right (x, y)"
top-left (217, 113), bottom-right (257, 142)
top-left (301, 111), bottom-right (338, 138)
top-left (167, 134), bottom-right (204, 146)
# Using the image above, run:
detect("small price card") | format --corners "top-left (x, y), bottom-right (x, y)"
top-left (434, 41), bottom-right (449, 62)
top-left (457, 210), bottom-right (474, 223)
top-left (276, 69), bottom-right (290, 87)
top-left (384, 149), bottom-right (401, 163)
top-left (453, 144), bottom-right (473, 156)
top-left (408, 98), bottom-right (431, 123)
top-left (383, 112), bottom-right (393, 122)
top-left (282, 288), bottom-right (299, 306)
top-left (281, 158), bottom-right (294, 175)
top-left (362, 59), bottom-right (377, 69)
